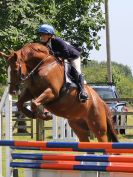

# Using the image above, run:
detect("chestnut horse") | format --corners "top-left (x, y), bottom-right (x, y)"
top-left (0, 43), bottom-right (118, 142)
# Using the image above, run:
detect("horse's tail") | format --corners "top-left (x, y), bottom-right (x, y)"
top-left (104, 102), bottom-right (119, 142)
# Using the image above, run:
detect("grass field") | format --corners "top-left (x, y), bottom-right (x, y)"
top-left (1, 111), bottom-right (133, 177)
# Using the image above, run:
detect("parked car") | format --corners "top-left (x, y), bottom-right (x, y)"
top-left (90, 83), bottom-right (128, 134)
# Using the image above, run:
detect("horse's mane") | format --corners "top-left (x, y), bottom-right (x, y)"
top-left (14, 42), bottom-right (50, 62)
top-left (6, 43), bottom-right (50, 63)
top-left (22, 42), bottom-right (49, 55)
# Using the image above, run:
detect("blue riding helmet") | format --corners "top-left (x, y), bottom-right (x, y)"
top-left (38, 24), bottom-right (55, 35)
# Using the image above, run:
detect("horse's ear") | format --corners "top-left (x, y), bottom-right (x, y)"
top-left (9, 49), bottom-right (14, 54)
top-left (0, 51), bottom-right (9, 59)
top-left (13, 52), bottom-right (17, 62)
top-left (6, 52), bottom-right (17, 63)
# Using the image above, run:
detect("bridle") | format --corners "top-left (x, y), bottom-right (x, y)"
top-left (18, 54), bottom-right (51, 81)
top-left (8, 54), bottom-right (51, 89)
top-left (19, 59), bottom-right (44, 81)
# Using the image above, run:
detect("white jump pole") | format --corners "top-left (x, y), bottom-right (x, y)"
top-left (5, 90), bottom-right (13, 177)
top-left (0, 106), bottom-right (3, 177)
top-left (0, 86), bottom-right (13, 177)
top-left (0, 87), bottom-right (10, 177)
top-left (5, 67), bottom-right (13, 177)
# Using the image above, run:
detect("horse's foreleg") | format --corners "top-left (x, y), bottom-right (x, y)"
top-left (31, 88), bottom-right (56, 119)
top-left (17, 89), bottom-right (34, 118)
top-left (32, 88), bottom-right (56, 109)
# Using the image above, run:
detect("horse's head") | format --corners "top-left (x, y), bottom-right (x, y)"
top-left (0, 43), bottom-right (60, 95)
top-left (8, 52), bottom-right (23, 94)
top-left (0, 51), bottom-right (23, 95)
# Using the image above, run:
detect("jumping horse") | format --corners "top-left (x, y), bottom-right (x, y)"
top-left (0, 43), bottom-right (118, 142)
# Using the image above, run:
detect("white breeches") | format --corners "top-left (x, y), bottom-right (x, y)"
top-left (70, 57), bottom-right (81, 74)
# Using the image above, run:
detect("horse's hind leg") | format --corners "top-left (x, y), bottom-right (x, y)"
top-left (86, 114), bottom-right (108, 142)
top-left (68, 119), bottom-right (90, 142)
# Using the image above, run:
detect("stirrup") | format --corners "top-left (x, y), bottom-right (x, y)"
top-left (79, 91), bottom-right (89, 103)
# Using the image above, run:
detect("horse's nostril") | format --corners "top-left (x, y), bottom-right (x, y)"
top-left (13, 91), bottom-right (17, 95)
top-left (9, 90), bottom-right (17, 95)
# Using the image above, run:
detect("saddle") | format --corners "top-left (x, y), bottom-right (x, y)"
top-left (60, 60), bottom-right (78, 95)
top-left (51, 48), bottom-right (88, 101)
top-left (53, 55), bottom-right (77, 89)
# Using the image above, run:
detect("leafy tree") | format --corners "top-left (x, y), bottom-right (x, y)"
top-left (83, 60), bottom-right (133, 98)
top-left (0, 0), bottom-right (105, 52)
top-left (112, 62), bottom-right (132, 78)
top-left (0, 0), bottom-right (105, 83)
top-left (52, 0), bottom-right (105, 57)
top-left (83, 60), bottom-right (108, 82)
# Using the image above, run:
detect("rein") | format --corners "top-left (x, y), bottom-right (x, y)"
top-left (19, 54), bottom-right (51, 81)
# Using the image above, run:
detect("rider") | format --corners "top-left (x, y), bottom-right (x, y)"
top-left (38, 24), bottom-right (88, 102)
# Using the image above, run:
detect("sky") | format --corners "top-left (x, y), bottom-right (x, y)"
top-left (90, 0), bottom-right (133, 73)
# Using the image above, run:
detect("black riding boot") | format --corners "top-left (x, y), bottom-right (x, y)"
top-left (78, 74), bottom-right (88, 102)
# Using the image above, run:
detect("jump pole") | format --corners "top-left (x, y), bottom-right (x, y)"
top-left (11, 153), bottom-right (133, 163)
top-left (10, 161), bottom-right (133, 173)
top-left (1, 140), bottom-right (133, 176)
top-left (1, 140), bottom-right (133, 153)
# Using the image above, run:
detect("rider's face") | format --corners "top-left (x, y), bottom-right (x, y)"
top-left (40, 34), bottom-right (51, 43)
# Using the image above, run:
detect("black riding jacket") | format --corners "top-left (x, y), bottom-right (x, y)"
top-left (46, 37), bottom-right (80, 60)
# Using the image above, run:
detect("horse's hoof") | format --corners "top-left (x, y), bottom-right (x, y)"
top-left (31, 101), bottom-right (37, 111)
top-left (37, 112), bottom-right (53, 121)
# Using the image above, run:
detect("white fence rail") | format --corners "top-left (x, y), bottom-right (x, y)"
top-left (52, 115), bottom-right (77, 142)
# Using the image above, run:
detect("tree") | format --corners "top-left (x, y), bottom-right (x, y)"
top-left (83, 60), bottom-right (133, 98)
top-left (0, 0), bottom-right (105, 52)
top-left (53, 0), bottom-right (105, 58)
top-left (0, 0), bottom-right (105, 83)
